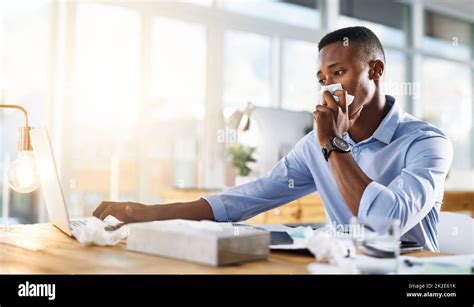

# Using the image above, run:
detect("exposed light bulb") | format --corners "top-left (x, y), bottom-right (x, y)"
top-left (7, 150), bottom-right (40, 193)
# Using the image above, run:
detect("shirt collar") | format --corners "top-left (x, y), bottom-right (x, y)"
top-left (344, 95), bottom-right (403, 145)
top-left (372, 95), bottom-right (403, 144)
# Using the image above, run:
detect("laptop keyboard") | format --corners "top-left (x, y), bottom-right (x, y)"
top-left (70, 220), bottom-right (88, 229)
top-left (69, 219), bottom-right (125, 232)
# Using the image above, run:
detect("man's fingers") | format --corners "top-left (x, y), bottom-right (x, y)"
top-left (313, 108), bottom-right (328, 115)
top-left (93, 201), bottom-right (111, 218)
top-left (332, 90), bottom-right (347, 113)
top-left (316, 105), bottom-right (331, 113)
top-left (95, 202), bottom-right (150, 222)
top-left (322, 90), bottom-right (338, 110)
top-left (313, 110), bottom-right (323, 121)
top-left (99, 206), bottom-right (114, 220)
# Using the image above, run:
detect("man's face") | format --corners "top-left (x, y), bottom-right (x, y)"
top-left (317, 42), bottom-right (376, 118)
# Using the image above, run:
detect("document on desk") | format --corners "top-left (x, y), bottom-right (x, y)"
top-left (399, 254), bottom-right (474, 274)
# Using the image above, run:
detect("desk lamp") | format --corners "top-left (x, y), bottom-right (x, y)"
top-left (0, 104), bottom-right (39, 193)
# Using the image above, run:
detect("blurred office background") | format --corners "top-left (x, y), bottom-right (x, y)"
top-left (0, 0), bottom-right (473, 224)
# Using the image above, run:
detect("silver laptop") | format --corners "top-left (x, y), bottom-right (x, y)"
top-left (30, 127), bottom-right (88, 236)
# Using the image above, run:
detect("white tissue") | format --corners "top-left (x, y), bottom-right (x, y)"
top-left (71, 216), bottom-right (128, 246)
top-left (304, 226), bottom-right (358, 274)
top-left (316, 83), bottom-right (355, 107)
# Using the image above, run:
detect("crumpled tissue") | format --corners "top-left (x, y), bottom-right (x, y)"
top-left (305, 226), bottom-right (358, 274)
top-left (316, 83), bottom-right (355, 107)
top-left (71, 216), bottom-right (128, 246)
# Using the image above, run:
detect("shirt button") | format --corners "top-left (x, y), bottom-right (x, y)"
top-left (353, 147), bottom-right (359, 153)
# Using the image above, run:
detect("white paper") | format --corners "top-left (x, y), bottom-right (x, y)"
top-left (255, 224), bottom-right (295, 233)
top-left (307, 259), bottom-right (359, 274)
top-left (264, 224), bottom-right (357, 265)
top-left (400, 254), bottom-right (474, 267)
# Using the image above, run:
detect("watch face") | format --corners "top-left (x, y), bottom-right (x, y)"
top-left (332, 137), bottom-right (350, 151)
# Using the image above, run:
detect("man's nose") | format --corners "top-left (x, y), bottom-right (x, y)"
top-left (324, 76), bottom-right (335, 86)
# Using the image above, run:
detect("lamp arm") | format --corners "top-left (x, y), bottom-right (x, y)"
top-left (0, 104), bottom-right (32, 151)
top-left (0, 104), bottom-right (29, 127)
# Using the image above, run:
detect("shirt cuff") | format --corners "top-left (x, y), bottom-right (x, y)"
top-left (358, 181), bottom-right (394, 233)
top-left (201, 195), bottom-right (229, 222)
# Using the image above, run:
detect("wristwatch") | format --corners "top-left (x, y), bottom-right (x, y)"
top-left (321, 136), bottom-right (351, 161)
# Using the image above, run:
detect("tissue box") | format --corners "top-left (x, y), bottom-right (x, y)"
top-left (126, 220), bottom-right (270, 266)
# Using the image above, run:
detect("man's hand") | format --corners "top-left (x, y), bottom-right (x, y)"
top-left (92, 201), bottom-right (158, 223)
top-left (313, 89), bottom-right (363, 145)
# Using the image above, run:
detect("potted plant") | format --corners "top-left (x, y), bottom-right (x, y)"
top-left (227, 144), bottom-right (257, 186)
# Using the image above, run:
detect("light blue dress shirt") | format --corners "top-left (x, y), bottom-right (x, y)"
top-left (203, 96), bottom-right (453, 251)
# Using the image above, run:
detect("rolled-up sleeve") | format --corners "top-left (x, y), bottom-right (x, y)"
top-left (203, 135), bottom-right (317, 222)
top-left (358, 135), bottom-right (453, 234)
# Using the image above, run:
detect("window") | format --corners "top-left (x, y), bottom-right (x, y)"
top-left (221, 0), bottom-right (320, 29)
top-left (281, 39), bottom-right (317, 111)
top-left (423, 11), bottom-right (471, 61)
top-left (421, 57), bottom-right (472, 188)
top-left (383, 50), bottom-right (407, 110)
top-left (70, 3), bottom-right (141, 215)
top-left (151, 18), bottom-right (207, 120)
top-left (182, 0), bottom-right (214, 7)
top-left (338, 0), bottom-right (407, 48)
top-left (224, 30), bottom-right (272, 111)
top-left (421, 10), bottom-right (473, 188)
top-left (149, 17), bottom-right (207, 189)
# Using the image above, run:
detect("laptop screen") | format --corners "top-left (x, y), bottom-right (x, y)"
top-left (30, 127), bottom-right (72, 236)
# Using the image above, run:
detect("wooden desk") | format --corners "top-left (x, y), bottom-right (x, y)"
top-left (0, 224), bottom-right (440, 274)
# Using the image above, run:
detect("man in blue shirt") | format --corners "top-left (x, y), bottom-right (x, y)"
top-left (93, 27), bottom-right (452, 251)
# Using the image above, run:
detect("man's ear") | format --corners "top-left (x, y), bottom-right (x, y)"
top-left (368, 60), bottom-right (384, 81)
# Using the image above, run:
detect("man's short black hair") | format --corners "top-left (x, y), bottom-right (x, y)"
top-left (318, 26), bottom-right (385, 62)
